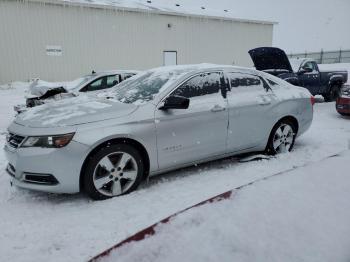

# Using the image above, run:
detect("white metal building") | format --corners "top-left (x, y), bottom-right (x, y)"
top-left (0, 0), bottom-right (275, 84)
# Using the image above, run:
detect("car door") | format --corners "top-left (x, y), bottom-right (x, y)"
top-left (299, 61), bottom-right (321, 95)
top-left (155, 71), bottom-right (229, 170)
top-left (225, 71), bottom-right (277, 152)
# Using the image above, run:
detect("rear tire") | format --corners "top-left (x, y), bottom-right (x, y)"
top-left (83, 144), bottom-right (144, 200)
top-left (323, 85), bottom-right (341, 102)
top-left (266, 119), bottom-right (297, 155)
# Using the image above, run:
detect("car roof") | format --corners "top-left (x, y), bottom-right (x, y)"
top-left (145, 63), bottom-right (258, 77)
top-left (88, 70), bottom-right (141, 77)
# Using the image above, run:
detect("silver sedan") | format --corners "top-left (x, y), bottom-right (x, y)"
top-left (4, 64), bottom-right (314, 199)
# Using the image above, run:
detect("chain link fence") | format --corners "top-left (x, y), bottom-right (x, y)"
top-left (288, 49), bottom-right (350, 64)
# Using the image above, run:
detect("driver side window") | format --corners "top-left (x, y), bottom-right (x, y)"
top-left (302, 62), bottom-right (316, 72)
top-left (172, 72), bottom-right (226, 98)
top-left (81, 77), bottom-right (105, 92)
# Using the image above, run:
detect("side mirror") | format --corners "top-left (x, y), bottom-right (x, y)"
top-left (298, 67), bottom-right (312, 75)
top-left (159, 95), bottom-right (190, 110)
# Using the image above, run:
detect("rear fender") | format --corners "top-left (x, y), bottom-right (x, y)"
top-left (329, 74), bottom-right (345, 87)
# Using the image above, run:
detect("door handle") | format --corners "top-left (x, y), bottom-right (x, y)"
top-left (211, 105), bottom-right (226, 112)
top-left (259, 101), bottom-right (271, 106)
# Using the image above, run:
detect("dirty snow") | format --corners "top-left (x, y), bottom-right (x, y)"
top-left (0, 83), bottom-right (350, 261)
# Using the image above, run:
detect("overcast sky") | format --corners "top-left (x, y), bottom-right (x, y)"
top-left (159, 0), bottom-right (350, 53)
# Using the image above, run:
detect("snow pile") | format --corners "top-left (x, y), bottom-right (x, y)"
top-left (104, 151), bottom-right (350, 262)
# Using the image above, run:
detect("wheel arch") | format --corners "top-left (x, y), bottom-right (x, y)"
top-left (79, 137), bottom-right (150, 191)
top-left (276, 115), bottom-right (299, 133)
top-left (265, 115), bottom-right (299, 154)
top-left (329, 75), bottom-right (345, 88)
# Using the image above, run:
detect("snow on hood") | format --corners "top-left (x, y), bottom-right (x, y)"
top-left (15, 95), bottom-right (137, 128)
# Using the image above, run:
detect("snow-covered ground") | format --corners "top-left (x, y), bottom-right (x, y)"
top-left (0, 85), bottom-right (349, 262)
top-left (105, 151), bottom-right (350, 262)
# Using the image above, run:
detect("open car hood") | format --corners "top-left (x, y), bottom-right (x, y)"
top-left (249, 47), bottom-right (293, 73)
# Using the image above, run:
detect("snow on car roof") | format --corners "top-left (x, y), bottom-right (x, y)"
top-left (92, 70), bottom-right (141, 76)
top-left (30, 0), bottom-right (276, 25)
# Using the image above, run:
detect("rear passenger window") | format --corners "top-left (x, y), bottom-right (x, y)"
top-left (172, 72), bottom-right (225, 98)
top-left (227, 73), bottom-right (265, 90)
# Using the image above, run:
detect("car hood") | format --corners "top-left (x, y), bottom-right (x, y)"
top-left (249, 47), bottom-right (293, 72)
top-left (15, 95), bottom-right (138, 128)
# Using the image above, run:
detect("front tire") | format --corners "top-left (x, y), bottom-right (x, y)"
top-left (266, 120), bottom-right (297, 155)
top-left (83, 144), bottom-right (144, 200)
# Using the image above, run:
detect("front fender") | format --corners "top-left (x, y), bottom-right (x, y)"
top-left (73, 118), bottom-right (158, 173)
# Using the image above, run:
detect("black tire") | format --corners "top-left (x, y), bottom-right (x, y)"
top-left (83, 144), bottom-right (144, 200)
top-left (323, 85), bottom-right (341, 102)
top-left (265, 119), bottom-right (297, 155)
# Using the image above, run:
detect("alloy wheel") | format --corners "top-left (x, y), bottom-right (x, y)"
top-left (93, 152), bottom-right (138, 197)
top-left (272, 124), bottom-right (294, 153)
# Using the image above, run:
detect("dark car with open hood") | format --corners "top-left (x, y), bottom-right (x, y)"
top-left (249, 47), bottom-right (348, 101)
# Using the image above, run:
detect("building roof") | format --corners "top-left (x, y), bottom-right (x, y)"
top-left (26, 0), bottom-right (277, 25)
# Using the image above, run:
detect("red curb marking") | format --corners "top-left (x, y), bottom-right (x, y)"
top-left (89, 190), bottom-right (233, 261)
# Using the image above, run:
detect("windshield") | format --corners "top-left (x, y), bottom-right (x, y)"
top-left (289, 59), bottom-right (303, 73)
top-left (102, 68), bottom-right (187, 105)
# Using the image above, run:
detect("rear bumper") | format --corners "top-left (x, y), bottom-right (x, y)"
top-left (336, 97), bottom-right (350, 115)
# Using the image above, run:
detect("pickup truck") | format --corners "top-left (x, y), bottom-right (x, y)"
top-left (249, 47), bottom-right (348, 101)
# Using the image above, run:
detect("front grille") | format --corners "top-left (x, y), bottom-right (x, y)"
top-left (6, 133), bottom-right (25, 148)
top-left (23, 173), bottom-right (59, 186)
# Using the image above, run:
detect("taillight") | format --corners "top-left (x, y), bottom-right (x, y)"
top-left (310, 96), bottom-right (316, 106)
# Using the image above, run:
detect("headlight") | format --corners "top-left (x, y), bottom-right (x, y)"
top-left (21, 133), bottom-right (75, 148)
